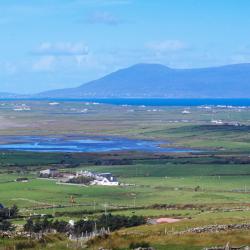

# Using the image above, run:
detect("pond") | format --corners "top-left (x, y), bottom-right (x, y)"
top-left (0, 135), bottom-right (196, 153)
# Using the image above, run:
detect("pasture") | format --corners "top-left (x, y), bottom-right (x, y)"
top-left (1, 101), bottom-right (250, 249)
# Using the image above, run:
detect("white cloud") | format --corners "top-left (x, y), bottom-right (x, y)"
top-left (146, 40), bottom-right (188, 53)
top-left (32, 42), bottom-right (90, 72)
top-left (86, 11), bottom-right (122, 25)
top-left (34, 42), bottom-right (89, 56)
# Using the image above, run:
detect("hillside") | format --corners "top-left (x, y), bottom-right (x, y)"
top-left (0, 92), bottom-right (21, 98)
top-left (23, 63), bottom-right (250, 98)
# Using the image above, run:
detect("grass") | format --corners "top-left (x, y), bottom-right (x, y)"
top-left (88, 229), bottom-right (250, 250)
top-left (87, 210), bottom-right (250, 250)
top-left (1, 101), bottom-right (250, 249)
top-left (0, 234), bottom-right (71, 250)
top-left (1, 174), bottom-right (250, 211)
top-left (81, 163), bottom-right (250, 177)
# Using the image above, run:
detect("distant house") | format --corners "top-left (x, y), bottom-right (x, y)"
top-left (39, 168), bottom-right (59, 178)
top-left (62, 173), bottom-right (76, 179)
top-left (76, 171), bottom-right (119, 186)
top-left (182, 110), bottom-right (191, 114)
top-left (15, 177), bottom-right (29, 183)
top-left (211, 119), bottom-right (223, 125)
top-left (100, 173), bottom-right (118, 182)
top-left (92, 173), bottom-right (119, 186)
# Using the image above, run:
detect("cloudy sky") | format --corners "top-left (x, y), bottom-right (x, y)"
top-left (1, 0), bottom-right (250, 93)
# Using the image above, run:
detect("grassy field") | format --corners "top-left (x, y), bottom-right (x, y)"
top-left (1, 101), bottom-right (250, 249)
top-left (1, 100), bottom-right (250, 151)
top-left (1, 171), bottom-right (250, 209)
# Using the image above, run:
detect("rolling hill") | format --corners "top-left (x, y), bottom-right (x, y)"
top-left (0, 92), bottom-right (22, 98)
top-left (14, 63), bottom-right (250, 98)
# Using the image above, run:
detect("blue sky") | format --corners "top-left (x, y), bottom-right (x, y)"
top-left (1, 0), bottom-right (250, 93)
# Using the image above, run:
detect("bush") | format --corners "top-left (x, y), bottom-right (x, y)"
top-left (0, 205), bottom-right (19, 219)
top-left (67, 176), bottom-right (94, 185)
top-left (23, 214), bottom-right (146, 235)
top-left (0, 219), bottom-right (14, 231)
top-left (97, 214), bottom-right (145, 231)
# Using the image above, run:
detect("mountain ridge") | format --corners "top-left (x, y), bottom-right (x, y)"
top-left (36, 63), bottom-right (250, 98)
top-left (3, 63), bottom-right (250, 98)
top-left (0, 92), bottom-right (22, 98)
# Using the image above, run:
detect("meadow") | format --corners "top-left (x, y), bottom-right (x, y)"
top-left (1, 100), bottom-right (250, 249)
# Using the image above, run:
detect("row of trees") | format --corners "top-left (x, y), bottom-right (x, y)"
top-left (0, 205), bottom-right (19, 220)
top-left (24, 214), bottom-right (146, 236)
top-left (0, 220), bottom-right (14, 231)
top-left (97, 214), bottom-right (145, 231)
top-left (0, 205), bottom-right (19, 231)
top-left (67, 176), bottom-right (94, 185)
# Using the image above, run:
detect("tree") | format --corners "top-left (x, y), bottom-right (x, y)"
top-left (96, 214), bottom-right (145, 231)
top-left (41, 217), bottom-right (52, 234)
top-left (73, 220), bottom-right (94, 237)
top-left (10, 205), bottom-right (19, 218)
top-left (0, 205), bottom-right (19, 219)
top-left (24, 218), bottom-right (34, 234)
top-left (52, 220), bottom-right (69, 233)
top-left (0, 220), bottom-right (14, 231)
top-left (24, 218), bottom-right (34, 240)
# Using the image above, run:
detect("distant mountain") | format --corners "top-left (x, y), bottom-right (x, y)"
top-left (0, 92), bottom-right (22, 98)
top-left (21, 63), bottom-right (250, 98)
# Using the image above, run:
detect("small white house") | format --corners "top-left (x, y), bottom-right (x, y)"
top-left (76, 171), bottom-right (119, 186)
top-left (182, 110), bottom-right (191, 114)
top-left (49, 102), bottom-right (59, 106)
top-left (39, 168), bottom-right (59, 177)
top-left (211, 119), bottom-right (223, 125)
top-left (92, 178), bottom-right (119, 186)
top-left (91, 173), bottom-right (119, 186)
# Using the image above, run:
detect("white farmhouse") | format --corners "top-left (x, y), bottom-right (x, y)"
top-left (211, 119), bottom-right (223, 125)
top-left (39, 168), bottom-right (59, 177)
top-left (92, 173), bottom-right (119, 186)
top-left (76, 171), bottom-right (119, 186)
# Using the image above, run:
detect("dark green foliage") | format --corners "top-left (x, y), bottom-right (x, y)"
top-left (24, 218), bottom-right (34, 233)
top-left (97, 214), bottom-right (145, 231)
top-left (23, 214), bottom-right (146, 235)
top-left (0, 204), bottom-right (19, 219)
top-left (73, 220), bottom-right (95, 237)
top-left (0, 205), bottom-right (17, 232)
top-left (67, 175), bottom-right (94, 185)
top-left (52, 220), bottom-right (69, 233)
top-left (24, 217), bottom-right (52, 234)
top-left (0, 219), bottom-right (14, 231)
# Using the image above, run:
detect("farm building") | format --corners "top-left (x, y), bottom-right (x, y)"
top-left (15, 177), bottom-right (29, 183)
top-left (76, 171), bottom-right (119, 186)
top-left (39, 168), bottom-right (59, 178)
top-left (93, 173), bottom-right (119, 186)
top-left (91, 172), bottom-right (119, 186)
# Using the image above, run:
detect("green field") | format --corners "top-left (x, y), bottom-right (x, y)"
top-left (1, 101), bottom-right (250, 249)
top-left (1, 175), bottom-right (250, 209)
